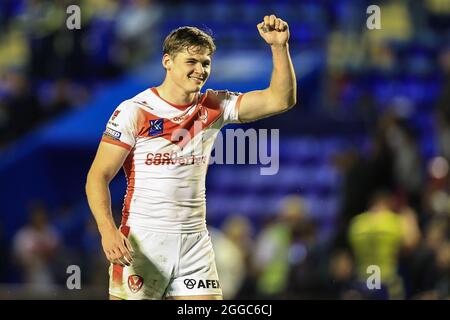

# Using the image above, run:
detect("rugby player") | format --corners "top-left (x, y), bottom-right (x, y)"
top-left (86, 14), bottom-right (296, 300)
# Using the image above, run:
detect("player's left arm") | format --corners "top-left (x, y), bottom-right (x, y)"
top-left (238, 15), bottom-right (297, 123)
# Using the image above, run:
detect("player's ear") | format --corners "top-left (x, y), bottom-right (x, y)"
top-left (162, 54), bottom-right (172, 71)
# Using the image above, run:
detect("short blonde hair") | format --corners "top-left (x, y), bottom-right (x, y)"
top-left (163, 26), bottom-right (216, 57)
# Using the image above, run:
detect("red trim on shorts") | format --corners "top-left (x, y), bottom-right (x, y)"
top-left (112, 225), bottom-right (131, 285)
top-left (112, 263), bottom-right (123, 285)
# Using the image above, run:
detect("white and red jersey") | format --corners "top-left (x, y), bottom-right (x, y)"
top-left (101, 88), bottom-right (242, 233)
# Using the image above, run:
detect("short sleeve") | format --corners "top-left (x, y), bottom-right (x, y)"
top-left (208, 90), bottom-right (243, 124)
top-left (101, 102), bottom-right (139, 150)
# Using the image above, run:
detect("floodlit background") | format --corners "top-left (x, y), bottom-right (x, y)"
top-left (0, 0), bottom-right (449, 299)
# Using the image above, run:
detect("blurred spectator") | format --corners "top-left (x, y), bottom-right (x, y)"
top-left (114, 0), bottom-right (162, 69)
top-left (221, 214), bottom-right (256, 299)
top-left (433, 241), bottom-right (450, 299)
top-left (348, 190), bottom-right (421, 299)
top-left (42, 78), bottom-right (89, 118)
top-left (44, 78), bottom-right (75, 118)
top-left (1, 71), bottom-right (42, 142)
top-left (210, 225), bottom-right (245, 300)
top-left (370, 114), bottom-right (396, 193)
top-left (252, 195), bottom-right (308, 298)
top-left (322, 249), bottom-right (363, 299)
top-left (0, 0), bottom-right (165, 149)
top-left (424, 0), bottom-right (450, 32)
top-left (12, 202), bottom-right (60, 289)
top-left (285, 205), bottom-right (325, 299)
top-left (333, 148), bottom-right (373, 248)
top-left (383, 111), bottom-right (424, 212)
top-left (222, 215), bottom-right (254, 267)
top-left (0, 29), bottom-right (28, 70)
top-left (436, 46), bottom-right (450, 161)
top-left (365, 0), bottom-right (413, 45)
top-left (404, 217), bottom-right (447, 299)
top-left (53, 202), bottom-right (87, 253)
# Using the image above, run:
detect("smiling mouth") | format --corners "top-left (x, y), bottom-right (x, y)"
top-left (189, 76), bottom-right (204, 83)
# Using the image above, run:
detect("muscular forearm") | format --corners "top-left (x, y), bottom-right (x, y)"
top-left (267, 44), bottom-right (297, 109)
top-left (86, 173), bottom-right (117, 235)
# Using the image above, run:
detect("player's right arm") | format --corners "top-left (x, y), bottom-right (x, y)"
top-left (86, 142), bottom-right (134, 267)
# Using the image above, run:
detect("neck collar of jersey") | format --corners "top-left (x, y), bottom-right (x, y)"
top-left (150, 88), bottom-right (198, 111)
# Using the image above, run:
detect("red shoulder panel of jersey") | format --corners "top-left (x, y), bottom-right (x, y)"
top-left (135, 92), bottom-right (224, 149)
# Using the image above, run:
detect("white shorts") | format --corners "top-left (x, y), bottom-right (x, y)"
top-left (109, 226), bottom-right (222, 300)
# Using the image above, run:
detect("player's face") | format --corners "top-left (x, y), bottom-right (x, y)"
top-left (168, 47), bottom-right (211, 93)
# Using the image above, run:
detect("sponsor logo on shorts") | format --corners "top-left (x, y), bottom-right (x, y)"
top-left (104, 127), bottom-right (122, 140)
top-left (184, 279), bottom-right (220, 289)
top-left (128, 275), bottom-right (144, 293)
top-left (149, 119), bottom-right (164, 136)
top-left (184, 279), bottom-right (196, 289)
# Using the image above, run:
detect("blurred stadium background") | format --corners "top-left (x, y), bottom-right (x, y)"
top-left (0, 0), bottom-right (449, 300)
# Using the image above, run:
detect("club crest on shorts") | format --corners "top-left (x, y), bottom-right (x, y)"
top-left (128, 275), bottom-right (144, 293)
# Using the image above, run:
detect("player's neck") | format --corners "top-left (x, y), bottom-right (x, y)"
top-left (156, 81), bottom-right (197, 106)
top-left (370, 203), bottom-right (390, 214)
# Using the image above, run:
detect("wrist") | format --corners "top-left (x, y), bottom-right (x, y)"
top-left (98, 221), bottom-right (117, 235)
top-left (270, 43), bottom-right (289, 50)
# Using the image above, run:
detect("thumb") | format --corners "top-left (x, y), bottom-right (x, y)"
top-left (257, 22), bottom-right (266, 32)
